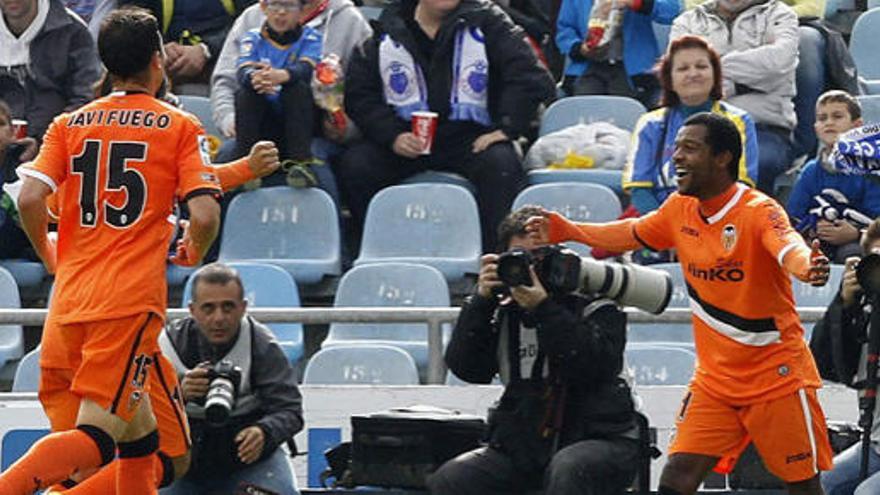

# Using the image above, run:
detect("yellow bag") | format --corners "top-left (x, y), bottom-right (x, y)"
top-left (547, 151), bottom-right (595, 169)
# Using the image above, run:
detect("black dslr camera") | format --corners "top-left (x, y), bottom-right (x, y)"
top-left (496, 245), bottom-right (581, 294)
top-left (204, 359), bottom-right (243, 427)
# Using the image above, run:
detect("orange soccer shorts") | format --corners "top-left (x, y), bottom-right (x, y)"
top-left (668, 385), bottom-right (833, 483)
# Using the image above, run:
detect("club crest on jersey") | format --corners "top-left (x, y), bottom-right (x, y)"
top-left (197, 135), bottom-right (212, 166)
top-left (721, 224), bottom-right (737, 252)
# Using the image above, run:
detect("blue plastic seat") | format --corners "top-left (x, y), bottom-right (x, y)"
top-left (0, 267), bottom-right (24, 370)
top-left (303, 345), bottom-right (420, 385)
top-left (354, 184), bottom-right (480, 282)
top-left (627, 263), bottom-right (694, 345)
top-left (851, 10), bottom-right (880, 95)
top-left (219, 186), bottom-right (341, 285)
top-left (401, 170), bottom-right (476, 196)
top-left (539, 95), bottom-right (648, 136)
top-left (858, 95), bottom-right (880, 125)
top-left (12, 346), bottom-right (40, 392)
top-left (178, 95), bottom-right (224, 140)
top-left (526, 169), bottom-right (625, 197)
top-left (791, 264), bottom-right (845, 340)
top-left (323, 262), bottom-right (450, 371)
top-left (625, 342), bottom-right (696, 386)
top-left (513, 182), bottom-right (622, 256)
top-left (0, 260), bottom-right (46, 291)
top-left (183, 262), bottom-right (305, 364)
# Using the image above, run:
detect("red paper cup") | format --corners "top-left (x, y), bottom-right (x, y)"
top-left (411, 111), bottom-right (438, 155)
top-left (11, 119), bottom-right (27, 140)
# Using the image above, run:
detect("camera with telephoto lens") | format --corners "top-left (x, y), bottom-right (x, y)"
top-left (204, 359), bottom-right (243, 427)
top-left (496, 244), bottom-right (673, 314)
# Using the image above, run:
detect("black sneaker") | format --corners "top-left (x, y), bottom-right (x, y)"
top-left (282, 158), bottom-right (322, 188)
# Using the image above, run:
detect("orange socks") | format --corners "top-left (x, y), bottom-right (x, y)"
top-left (60, 451), bottom-right (171, 493)
top-left (0, 426), bottom-right (114, 494)
top-left (116, 430), bottom-right (160, 495)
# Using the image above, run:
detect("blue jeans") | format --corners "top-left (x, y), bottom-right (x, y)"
top-left (794, 25), bottom-right (827, 158)
top-left (756, 124), bottom-right (796, 195)
top-left (160, 448), bottom-right (299, 495)
top-left (822, 441), bottom-right (880, 495)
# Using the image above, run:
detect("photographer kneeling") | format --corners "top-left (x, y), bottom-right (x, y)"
top-left (428, 206), bottom-right (640, 495)
top-left (159, 263), bottom-right (304, 495)
top-left (815, 219), bottom-right (880, 495)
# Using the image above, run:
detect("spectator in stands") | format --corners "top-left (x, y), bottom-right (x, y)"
top-left (812, 219), bottom-right (880, 495)
top-left (339, 0), bottom-right (555, 252)
top-left (555, 0), bottom-right (679, 106)
top-left (159, 263), bottom-right (303, 495)
top-left (234, 0), bottom-right (323, 187)
top-left (428, 206), bottom-right (639, 495)
top-left (120, 0), bottom-right (256, 94)
top-left (64, 0), bottom-right (115, 37)
top-left (787, 90), bottom-right (880, 263)
top-left (0, 0), bottom-right (101, 140)
top-left (0, 100), bottom-right (38, 260)
top-left (623, 34), bottom-right (758, 216)
top-left (210, 0), bottom-right (372, 199)
top-left (671, 0), bottom-right (800, 194)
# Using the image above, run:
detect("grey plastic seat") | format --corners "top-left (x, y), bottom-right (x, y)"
top-left (0, 267), bottom-right (24, 370)
top-left (303, 345), bottom-right (420, 385)
top-left (539, 95), bottom-right (648, 136)
top-left (12, 346), bottom-right (40, 392)
top-left (791, 264), bottom-right (845, 340)
top-left (183, 262), bottom-right (305, 364)
top-left (219, 186), bottom-right (341, 285)
top-left (178, 94), bottom-right (224, 140)
top-left (625, 342), bottom-right (696, 386)
top-left (850, 10), bottom-right (880, 94)
top-left (858, 95), bottom-right (880, 124)
top-left (354, 184), bottom-right (480, 282)
top-left (627, 263), bottom-right (694, 345)
top-left (323, 262), bottom-right (450, 370)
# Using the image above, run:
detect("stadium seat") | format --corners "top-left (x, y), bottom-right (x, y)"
top-left (851, 9), bottom-right (880, 95)
top-left (539, 95), bottom-right (648, 136)
top-left (167, 265), bottom-right (197, 290)
top-left (653, 22), bottom-right (671, 53)
top-left (177, 95), bottom-right (224, 140)
top-left (858, 94), bottom-right (880, 125)
top-left (354, 184), bottom-right (480, 282)
top-left (526, 168), bottom-right (625, 197)
top-left (625, 342), bottom-right (696, 386)
top-left (627, 263), bottom-right (694, 345)
top-left (219, 186), bottom-right (341, 285)
top-left (0, 267), bottom-right (24, 371)
top-left (0, 260), bottom-right (46, 291)
top-left (791, 264), bottom-right (845, 339)
top-left (303, 345), bottom-right (420, 385)
top-left (11, 346), bottom-right (40, 392)
top-left (322, 262), bottom-right (450, 372)
top-left (513, 182), bottom-right (622, 255)
top-left (183, 262), bottom-right (305, 364)
top-left (401, 170), bottom-right (476, 196)
top-left (358, 5), bottom-right (383, 20)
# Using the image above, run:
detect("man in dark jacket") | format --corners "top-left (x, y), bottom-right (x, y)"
top-left (339, 0), bottom-right (555, 252)
top-left (159, 263), bottom-right (304, 494)
top-left (427, 206), bottom-right (639, 495)
top-left (0, 0), bottom-right (101, 140)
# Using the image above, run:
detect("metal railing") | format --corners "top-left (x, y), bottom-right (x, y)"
top-left (0, 307), bottom-right (828, 384)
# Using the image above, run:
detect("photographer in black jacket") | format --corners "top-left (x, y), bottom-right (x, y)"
top-left (159, 263), bottom-right (304, 495)
top-left (428, 206), bottom-right (639, 495)
top-left (814, 219), bottom-right (880, 495)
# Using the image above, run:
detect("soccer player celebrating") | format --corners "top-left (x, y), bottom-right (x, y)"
top-left (527, 112), bottom-right (833, 495)
top-left (0, 7), bottom-right (222, 495)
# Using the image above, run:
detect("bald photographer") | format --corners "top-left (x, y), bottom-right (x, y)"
top-left (427, 206), bottom-right (640, 495)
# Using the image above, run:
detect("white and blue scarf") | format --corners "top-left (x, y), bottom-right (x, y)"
top-left (379, 26), bottom-right (491, 126)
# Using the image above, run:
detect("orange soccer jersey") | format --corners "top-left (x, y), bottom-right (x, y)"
top-left (22, 91), bottom-right (221, 324)
top-left (633, 184), bottom-right (822, 404)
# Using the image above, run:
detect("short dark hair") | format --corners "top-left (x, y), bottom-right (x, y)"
top-left (817, 90), bottom-right (862, 121)
top-left (682, 112), bottom-right (742, 181)
top-left (98, 7), bottom-right (163, 79)
top-left (190, 263), bottom-right (245, 302)
top-left (862, 219), bottom-right (880, 255)
top-left (497, 205), bottom-right (544, 251)
top-left (657, 35), bottom-right (723, 108)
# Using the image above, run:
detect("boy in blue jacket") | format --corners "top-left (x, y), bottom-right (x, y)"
top-left (236, 0), bottom-right (322, 187)
top-left (788, 90), bottom-right (880, 262)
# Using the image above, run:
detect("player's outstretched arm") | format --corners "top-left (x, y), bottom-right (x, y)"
top-left (213, 141), bottom-right (280, 191)
top-left (17, 177), bottom-right (57, 274)
top-left (525, 208), bottom-right (643, 252)
top-left (170, 195), bottom-right (220, 266)
top-left (782, 239), bottom-right (830, 286)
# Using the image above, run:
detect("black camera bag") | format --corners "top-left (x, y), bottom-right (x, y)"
top-left (349, 405), bottom-right (487, 488)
